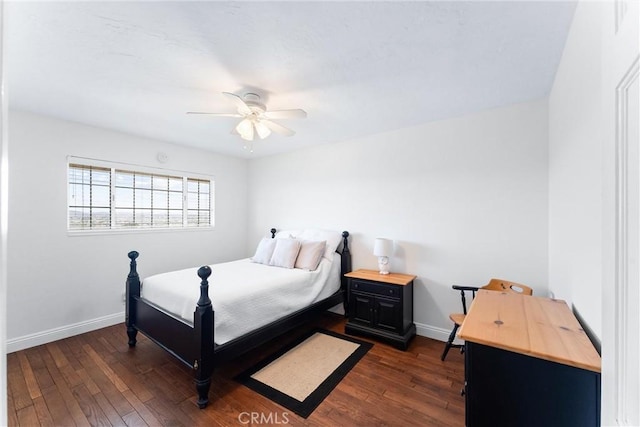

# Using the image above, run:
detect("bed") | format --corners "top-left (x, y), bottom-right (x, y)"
top-left (125, 228), bottom-right (351, 408)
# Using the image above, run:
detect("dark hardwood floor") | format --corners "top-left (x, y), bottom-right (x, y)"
top-left (7, 313), bottom-right (466, 426)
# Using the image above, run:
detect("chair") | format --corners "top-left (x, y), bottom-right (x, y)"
top-left (440, 278), bottom-right (533, 361)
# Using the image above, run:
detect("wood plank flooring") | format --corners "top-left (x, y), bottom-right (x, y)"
top-left (7, 313), bottom-right (466, 426)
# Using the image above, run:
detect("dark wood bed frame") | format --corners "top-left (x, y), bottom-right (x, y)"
top-left (125, 229), bottom-right (351, 408)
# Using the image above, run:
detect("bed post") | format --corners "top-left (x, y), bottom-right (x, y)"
top-left (340, 231), bottom-right (351, 314)
top-left (270, 228), bottom-right (276, 238)
top-left (125, 251), bottom-right (140, 347)
top-left (193, 265), bottom-right (214, 409)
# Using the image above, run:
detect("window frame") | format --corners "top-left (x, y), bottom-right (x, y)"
top-left (67, 156), bottom-right (215, 235)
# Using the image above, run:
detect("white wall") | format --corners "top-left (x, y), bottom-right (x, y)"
top-left (549, 2), bottom-right (640, 424)
top-left (6, 110), bottom-right (248, 351)
top-left (0, 1), bottom-right (8, 422)
top-left (548, 0), bottom-right (603, 339)
top-left (247, 100), bottom-right (549, 339)
top-left (3, 100), bottom-right (550, 348)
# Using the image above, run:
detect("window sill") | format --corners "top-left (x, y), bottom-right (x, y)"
top-left (67, 226), bottom-right (215, 237)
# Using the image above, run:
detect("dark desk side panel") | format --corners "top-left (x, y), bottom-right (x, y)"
top-left (465, 342), bottom-right (601, 427)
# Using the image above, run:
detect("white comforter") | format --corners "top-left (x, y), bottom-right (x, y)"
top-left (141, 255), bottom-right (341, 344)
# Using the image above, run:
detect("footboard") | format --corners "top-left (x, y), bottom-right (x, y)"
top-left (125, 251), bottom-right (214, 408)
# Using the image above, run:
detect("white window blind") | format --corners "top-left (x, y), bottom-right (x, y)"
top-left (68, 161), bottom-right (213, 231)
top-left (68, 164), bottom-right (111, 229)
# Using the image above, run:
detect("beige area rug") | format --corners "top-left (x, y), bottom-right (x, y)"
top-left (235, 329), bottom-right (373, 418)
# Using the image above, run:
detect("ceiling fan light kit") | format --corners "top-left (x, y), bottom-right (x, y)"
top-left (187, 92), bottom-right (307, 152)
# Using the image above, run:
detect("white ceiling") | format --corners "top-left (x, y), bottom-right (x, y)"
top-left (6, 1), bottom-right (576, 159)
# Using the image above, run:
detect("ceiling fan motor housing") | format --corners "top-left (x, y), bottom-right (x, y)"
top-left (243, 93), bottom-right (266, 114)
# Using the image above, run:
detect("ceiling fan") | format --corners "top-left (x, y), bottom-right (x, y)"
top-left (187, 92), bottom-right (307, 144)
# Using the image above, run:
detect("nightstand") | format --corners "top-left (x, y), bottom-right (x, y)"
top-left (344, 269), bottom-right (416, 350)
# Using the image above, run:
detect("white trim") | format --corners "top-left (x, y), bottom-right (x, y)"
top-left (614, 55), bottom-right (640, 426)
top-left (67, 155), bottom-right (215, 181)
top-left (6, 312), bottom-right (124, 353)
top-left (67, 225), bottom-right (214, 237)
top-left (615, 0), bottom-right (628, 34)
top-left (415, 321), bottom-right (462, 345)
top-left (330, 305), bottom-right (457, 344)
top-left (5, 309), bottom-right (458, 354)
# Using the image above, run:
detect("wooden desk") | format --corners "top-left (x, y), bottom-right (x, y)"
top-left (458, 290), bottom-right (601, 427)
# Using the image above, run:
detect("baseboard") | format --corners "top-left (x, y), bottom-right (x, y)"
top-left (328, 303), bottom-right (345, 316)
top-left (7, 311), bottom-right (124, 353)
top-left (415, 321), bottom-right (463, 345)
top-left (7, 312), bottom-right (456, 353)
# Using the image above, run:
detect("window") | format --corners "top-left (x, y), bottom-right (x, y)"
top-left (68, 160), bottom-right (213, 231)
top-left (68, 164), bottom-right (111, 229)
top-left (187, 179), bottom-right (211, 227)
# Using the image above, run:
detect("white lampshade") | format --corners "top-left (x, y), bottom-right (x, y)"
top-left (254, 120), bottom-right (272, 139)
top-left (236, 119), bottom-right (254, 141)
top-left (373, 238), bottom-right (392, 257)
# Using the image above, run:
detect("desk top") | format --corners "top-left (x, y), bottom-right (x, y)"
top-left (458, 290), bottom-right (601, 373)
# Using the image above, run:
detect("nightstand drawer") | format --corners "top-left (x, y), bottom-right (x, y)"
top-left (352, 279), bottom-right (400, 298)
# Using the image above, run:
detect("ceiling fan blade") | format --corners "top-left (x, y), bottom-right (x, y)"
top-left (261, 119), bottom-right (295, 137)
top-left (222, 92), bottom-right (252, 116)
top-left (263, 109), bottom-right (307, 120)
top-left (186, 112), bottom-right (243, 117)
top-left (236, 118), bottom-right (254, 141)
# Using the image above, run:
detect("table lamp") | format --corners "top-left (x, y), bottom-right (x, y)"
top-left (373, 238), bottom-right (392, 275)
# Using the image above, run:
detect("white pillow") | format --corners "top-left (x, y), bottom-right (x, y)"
top-left (298, 229), bottom-right (342, 260)
top-left (269, 238), bottom-right (302, 268)
top-left (295, 240), bottom-right (327, 271)
top-left (251, 237), bottom-right (276, 265)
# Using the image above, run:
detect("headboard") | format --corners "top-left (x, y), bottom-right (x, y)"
top-left (268, 227), bottom-right (351, 290)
